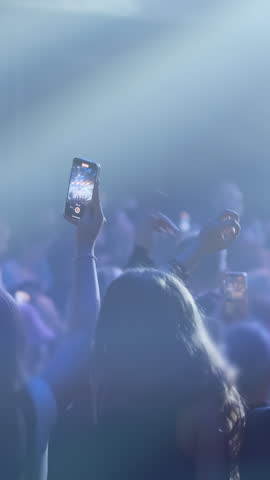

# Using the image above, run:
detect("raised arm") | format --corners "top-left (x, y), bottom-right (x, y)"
top-left (43, 181), bottom-right (105, 407)
top-left (69, 180), bottom-right (105, 336)
top-left (126, 213), bottom-right (179, 269)
top-left (171, 210), bottom-right (241, 280)
top-left (126, 209), bottom-right (240, 285)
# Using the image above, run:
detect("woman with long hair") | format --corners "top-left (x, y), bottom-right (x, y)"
top-left (92, 268), bottom-right (244, 479)
top-left (47, 207), bottom-right (243, 480)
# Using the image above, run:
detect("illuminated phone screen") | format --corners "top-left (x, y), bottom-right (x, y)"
top-left (222, 273), bottom-right (247, 300)
top-left (65, 158), bottom-right (98, 222)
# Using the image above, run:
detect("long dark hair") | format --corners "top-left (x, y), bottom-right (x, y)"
top-left (93, 269), bottom-right (244, 475)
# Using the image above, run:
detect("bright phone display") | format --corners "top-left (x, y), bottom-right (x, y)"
top-left (221, 272), bottom-right (247, 300)
top-left (221, 272), bottom-right (248, 320)
top-left (65, 158), bottom-right (99, 223)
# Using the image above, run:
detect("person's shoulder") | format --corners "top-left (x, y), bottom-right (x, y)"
top-left (247, 406), bottom-right (270, 426)
top-left (245, 406), bottom-right (270, 438)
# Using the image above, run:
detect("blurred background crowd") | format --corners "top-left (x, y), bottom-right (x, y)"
top-left (2, 177), bottom-right (270, 402)
top-left (2, 1), bottom-right (270, 479)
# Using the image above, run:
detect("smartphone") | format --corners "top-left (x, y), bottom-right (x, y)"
top-left (64, 157), bottom-right (99, 223)
top-left (221, 272), bottom-right (248, 319)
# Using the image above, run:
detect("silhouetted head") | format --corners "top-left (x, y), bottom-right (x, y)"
top-left (96, 269), bottom-right (216, 393)
top-left (94, 269), bottom-right (244, 466)
top-left (225, 322), bottom-right (270, 406)
top-left (97, 266), bottom-right (122, 300)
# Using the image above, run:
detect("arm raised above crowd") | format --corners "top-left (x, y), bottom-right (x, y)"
top-left (172, 210), bottom-right (241, 279)
top-left (43, 181), bottom-right (105, 408)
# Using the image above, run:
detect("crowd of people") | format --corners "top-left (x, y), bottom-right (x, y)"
top-left (1, 178), bottom-right (270, 479)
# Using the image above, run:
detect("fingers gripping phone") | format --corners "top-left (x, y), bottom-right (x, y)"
top-left (64, 158), bottom-right (99, 224)
top-left (221, 272), bottom-right (248, 320)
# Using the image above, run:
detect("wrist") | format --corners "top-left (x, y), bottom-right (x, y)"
top-left (175, 236), bottom-right (204, 272)
top-left (189, 236), bottom-right (206, 261)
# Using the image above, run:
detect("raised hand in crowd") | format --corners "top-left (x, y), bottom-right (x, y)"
top-left (198, 209), bottom-right (241, 255)
top-left (44, 180), bottom-right (105, 407)
top-left (136, 212), bottom-right (179, 251)
top-left (172, 209), bottom-right (240, 275)
top-left (128, 208), bottom-right (241, 282)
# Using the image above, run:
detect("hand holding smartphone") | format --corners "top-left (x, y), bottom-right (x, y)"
top-left (221, 272), bottom-right (248, 321)
top-left (64, 157), bottom-right (100, 224)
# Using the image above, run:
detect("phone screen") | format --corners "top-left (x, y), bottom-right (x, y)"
top-left (221, 272), bottom-right (248, 320)
top-left (65, 158), bottom-right (98, 222)
top-left (222, 273), bottom-right (247, 300)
